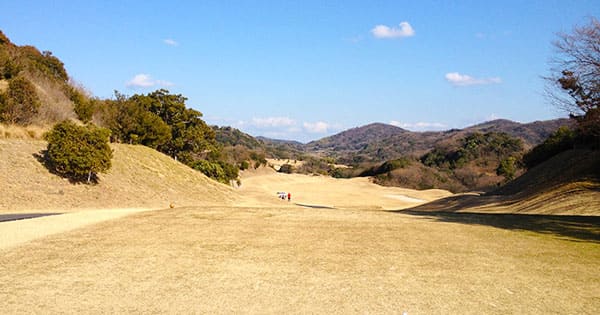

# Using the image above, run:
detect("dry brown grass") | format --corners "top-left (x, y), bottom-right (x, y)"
top-left (0, 79), bottom-right (8, 92)
top-left (0, 140), bottom-right (237, 213)
top-left (27, 72), bottom-right (77, 124)
top-left (0, 124), bottom-right (48, 140)
top-left (0, 206), bottom-right (598, 314)
top-left (238, 167), bottom-right (451, 209)
top-left (1, 140), bottom-right (599, 313)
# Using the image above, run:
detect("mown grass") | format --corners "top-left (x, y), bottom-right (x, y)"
top-left (0, 206), bottom-right (598, 314)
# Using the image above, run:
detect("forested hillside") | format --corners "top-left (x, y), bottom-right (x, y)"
top-left (305, 119), bottom-right (571, 164)
top-left (0, 31), bottom-right (242, 184)
top-left (0, 30), bottom-right (83, 125)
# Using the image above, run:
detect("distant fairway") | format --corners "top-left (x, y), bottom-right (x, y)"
top-left (237, 167), bottom-right (451, 210)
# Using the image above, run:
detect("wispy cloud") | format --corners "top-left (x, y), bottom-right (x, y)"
top-left (126, 74), bottom-right (174, 89)
top-left (214, 116), bottom-right (340, 141)
top-left (371, 22), bottom-right (415, 39)
top-left (163, 38), bottom-right (178, 46)
top-left (251, 117), bottom-right (296, 128)
top-left (445, 72), bottom-right (501, 87)
top-left (390, 120), bottom-right (447, 131)
top-left (303, 121), bottom-right (330, 133)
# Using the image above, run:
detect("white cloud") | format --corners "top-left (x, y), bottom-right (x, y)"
top-left (163, 38), bottom-right (178, 46)
top-left (390, 120), bottom-right (447, 131)
top-left (371, 22), bottom-right (415, 39)
top-left (445, 72), bottom-right (502, 86)
top-left (126, 74), bottom-right (173, 89)
top-left (251, 117), bottom-right (296, 128)
top-left (303, 121), bottom-right (329, 133)
top-left (126, 74), bottom-right (154, 88)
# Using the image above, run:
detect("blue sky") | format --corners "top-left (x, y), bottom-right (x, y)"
top-left (1, 1), bottom-right (598, 142)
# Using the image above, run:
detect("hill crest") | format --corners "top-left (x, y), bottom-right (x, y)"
top-left (301, 118), bottom-right (571, 163)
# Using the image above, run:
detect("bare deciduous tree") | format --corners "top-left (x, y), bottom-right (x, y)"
top-left (547, 17), bottom-right (600, 138)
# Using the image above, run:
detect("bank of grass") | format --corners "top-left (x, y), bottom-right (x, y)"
top-left (0, 123), bottom-right (47, 139)
top-left (0, 139), bottom-right (237, 212)
top-left (0, 205), bottom-right (598, 313)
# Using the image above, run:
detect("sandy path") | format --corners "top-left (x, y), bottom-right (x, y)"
top-left (0, 208), bottom-right (153, 250)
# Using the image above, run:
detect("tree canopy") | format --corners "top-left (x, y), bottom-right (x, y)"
top-left (548, 17), bottom-right (600, 144)
top-left (44, 120), bottom-right (113, 183)
top-left (95, 89), bottom-right (238, 184)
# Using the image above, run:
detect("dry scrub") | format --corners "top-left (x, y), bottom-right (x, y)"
top-left (0, 124), bottom-right (47, 140)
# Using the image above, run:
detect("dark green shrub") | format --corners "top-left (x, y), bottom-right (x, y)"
top-left (44, 120), bottom-right (113, 183)
top-left (192, 159), bottom-right (238, 184)
top-left (1, 59), bottom-right (22, 80)
top-left (279, 164), bottom-right (293, 174)
top-left (360, 157), bottom-right (412, 177)
top-left (67, 86), bottom-right (94, 123)
top-left (329, 167), bottom-right (352, 178)
top-left (496, 156), bottom-right (518, 180)
top-left (193, 159), bottom-right (225, 181)
top-left (0, 76), bottom-right (41, 124)
top-left (523, 126), bottom-right (575, 169)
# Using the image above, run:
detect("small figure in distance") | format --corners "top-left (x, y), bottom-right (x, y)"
top-left (287, 192), bottom-right (291, 202)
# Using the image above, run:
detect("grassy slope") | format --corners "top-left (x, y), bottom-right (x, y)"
top-left (0, 139), bottom-right (238, 212)
top-left (405, 149), bottom-right (600, 215)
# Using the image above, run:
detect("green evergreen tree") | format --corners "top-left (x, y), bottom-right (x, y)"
top-left (44, 120), bottom-right (113, 183)
top-left (0, 76), bottom-right (41, 124)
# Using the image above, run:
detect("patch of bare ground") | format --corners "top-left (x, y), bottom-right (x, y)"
top-left (0, 206), bottom-right (598, 313)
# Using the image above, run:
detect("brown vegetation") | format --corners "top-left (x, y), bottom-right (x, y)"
top-left (405, 149), bottom-right (600, 215)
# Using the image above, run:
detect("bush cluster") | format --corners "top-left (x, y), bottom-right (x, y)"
top-left (44, 120), bottom-right (112, 183)
top-left (522, 126), bottom-right (576, 169)
top-left (0, 76), bottom-right (41, 124)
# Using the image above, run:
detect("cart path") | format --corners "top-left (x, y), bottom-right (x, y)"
top-left (0, 208), bottom-right (154, 250)
top-left (0, 213), bottom-right (62, 222)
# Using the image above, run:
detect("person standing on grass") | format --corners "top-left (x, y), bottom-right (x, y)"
top-left (288, 192), bottom-right (291, 202)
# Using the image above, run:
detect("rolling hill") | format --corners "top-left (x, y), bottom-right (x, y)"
top-left (0, 139), bottom-right (238, 213)
top-left (404, 149), bottom-right (600, 215)
top-left (304, 119), bottom-right (572, 164)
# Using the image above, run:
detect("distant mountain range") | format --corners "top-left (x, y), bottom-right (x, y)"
top-left (216, 118), bottom-right (572, 165)
top-left (293, 119), bottom-right (571, 163)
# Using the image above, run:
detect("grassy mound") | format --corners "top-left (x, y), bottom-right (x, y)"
top-left (404, 149), bottom-right (600, 215)
top-left (0, 139), bottom-right (237, 212)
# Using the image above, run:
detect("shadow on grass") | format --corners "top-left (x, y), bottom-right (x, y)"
top-left (33, 151), bottom-right (99, 184)
top-left (393, 210), bottom-right (600, 243)
top-left (295, 203), bottom-right (336, 209)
